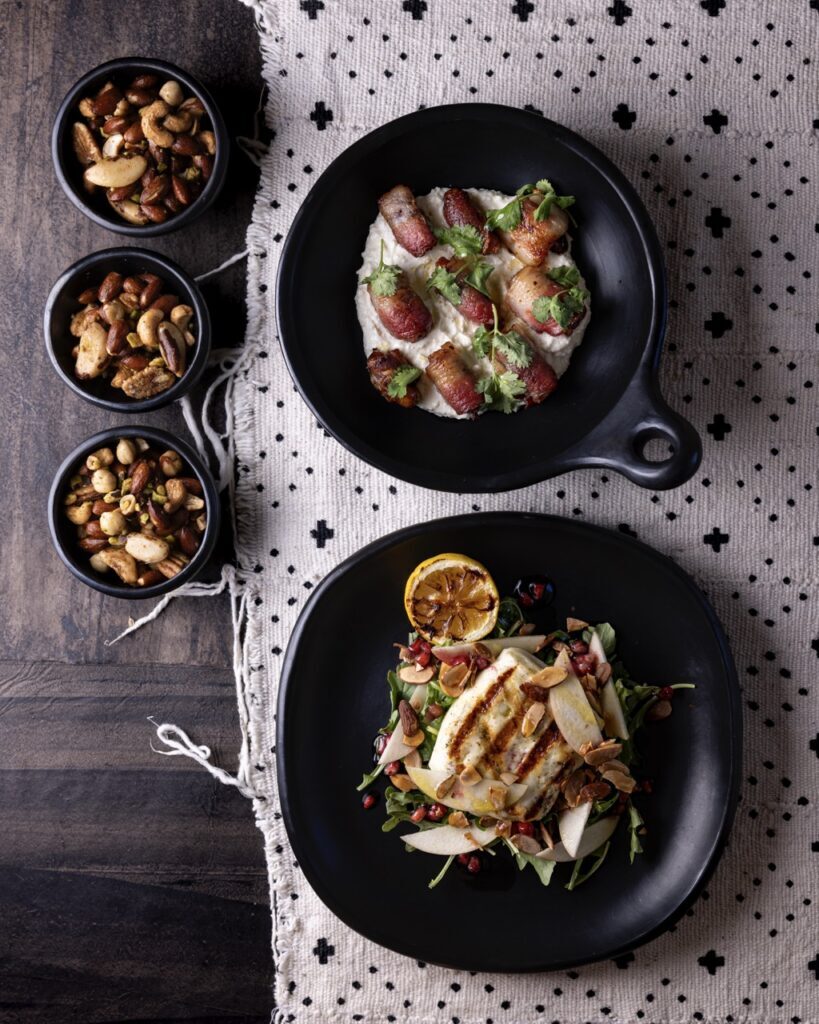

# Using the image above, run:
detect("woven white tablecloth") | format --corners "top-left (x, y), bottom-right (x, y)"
top-left (227, 2), bottom-right (818, 1020)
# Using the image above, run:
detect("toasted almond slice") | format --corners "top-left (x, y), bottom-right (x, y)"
top-left (435, 774), bottom-right (457, 799)
top-left (391, 773), bottom-right (416, 792)
top-left (459, 764), bottom-right (481, 786)
top-left (601, 769), bottom-right (636, 793)
top-left (402, 729), bottom-right (425, 748)
top-left (597, 758), bottom-right (629, 775)
top-left (398, 663), bottom-right (435, 684)
top-left (521, 700), bottom-right (546, 738)
top-left (539, 823), bottom-right (555, 849)
top-left (402, 749), bottom-right (422, 769)
top-left (511, 833), bottom-right (542, 855)
top-left (578, 781), bottom-right (612, 803)
top-left (439, 661), bottom-right (470, 697)
top-left (488, 785), bottom-right (508, 811)
top-left (583, 739), bottom-right (623, 766)
top-left (499, 771), bottom-right (518, 786)
top-left (529, 663), bottom-right (568, 688)
top-left (566, 617), bottom-right (589, 632)
top-left (595, 661), bottom-right (613, 684)
top-left (519, 622), bottom-right (536, 636)
top-left (448, 810), bottom-right (469, 829)
top-left (494, 819), bottom-right (512, 837)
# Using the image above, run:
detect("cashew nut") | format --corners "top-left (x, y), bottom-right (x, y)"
top-left (136, 307), bottom-right (164, 349)
top-left (75, 322), bottom-right (109, 379)
top-left (65, 501), bottom-right (93, 525)
top-left (114, 98), bottom-right (131, 117)
top-left (106, 196), bottom-right (149, 225)
top-left (169, 304), bottom-right (193, 332)
top-left (98, 548), bottom-right (138, 585)
top-left (163, 477), bottom-right (187, 512)
top-left (84, 154), bottom-right (147, 188)
top-left (102, 133), bottom-right (124, 159)
top-left (70, 306), bottom-right (100, 338)
top-left (163, 110), bottom-right (193, 133)
top-left (89, 552), bottom-right (110, 573)
top-left (159, 80), bottom-right (184, 106)
top-left (102, 300), bottom-right (126, 324)
top-left (197, 130), bottom-right (216, 156)
top-left (140, 100), bottom-right (173, 148)
top-left (78, 97), bottom-right (95, 119)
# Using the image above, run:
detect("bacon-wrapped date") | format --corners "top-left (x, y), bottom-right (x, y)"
top-left (433, 257), bottom-right (494, 328)
top-left (499, 198), bottom-right (569, 266)
top-left (368, 270), bottom-right (432, 341)
top-left (377, 185), bottom-right (436, 257)
top-left (442, 187), bottom-right (500, 254)
top-left (493, 319), bottom-right (559, 406)
top-left (366, 348), bottom-right (421, 408)
top-left (425, 342), bottom-right (483, 416)
top-left (505, 266), bottom-right (586, 337)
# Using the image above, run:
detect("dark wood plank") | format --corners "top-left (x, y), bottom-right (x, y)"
top-left (0, 0), bottom-right (272, 1020)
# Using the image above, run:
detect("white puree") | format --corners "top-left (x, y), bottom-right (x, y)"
top-left (356, 186), bottom-right (591, 418)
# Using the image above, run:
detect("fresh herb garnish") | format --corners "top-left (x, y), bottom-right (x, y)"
top-left (434, 224), bottom-right (483, 258)
top-left (529, 178), bottom-right (576, 222)
top-left (485, 178), bottom-right (575, 231)
top-left (387, 364), bottom-right (422, 399)
top-left (427, 855), bottom-right (456, 889)
top-left (566, 840), bottom-right (611, 891)
top-left (356, 762), bottom-right (385, 792)
top-left (532, 285), bottom-right (588, 330)
top-left (547, 264), bottom-right (581, 288)
top-left (472, 305), bottom-right (531, 414)
top-left (427, 264), bottom-right (462, 305)
top-left (361, 240), bottom-right (402, 297)
top-left (432, 225), bottom-right (495, 298)
top-left (464, 260), bottom-right (494, 297)
top-left (476, 371), bottom-right (527, 415)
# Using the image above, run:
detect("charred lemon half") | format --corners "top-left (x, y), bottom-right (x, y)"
top-left (404, 553), bottom-right (499, 644)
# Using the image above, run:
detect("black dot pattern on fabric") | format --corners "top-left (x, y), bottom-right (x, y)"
top-left (232, 2), bottom-right (818, 1021)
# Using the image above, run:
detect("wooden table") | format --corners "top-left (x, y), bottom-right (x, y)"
top-left (0, 3), bottom-right (272, 1020)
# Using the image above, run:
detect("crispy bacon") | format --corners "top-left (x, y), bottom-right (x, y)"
top-left (505, 266), bottom-right (585, 337)
top-left (366, 348), bottom-right (421, 408)
top-left (368, 271), bottom-right (432, 342)
top-left (433, 257), bottom-right (494, 327)
top-left (377, 184), bottom-right (436, 257)
top-left (499, 197), bottom-right (569, 266)
top-left (494, 318), bottom-right (559, 406)
top-left (425, 342), bottom-right (483, 416)
top-left (442, 187), bottom-right (500, 254)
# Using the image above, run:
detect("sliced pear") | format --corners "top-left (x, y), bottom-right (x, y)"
top-left (600, 680), bottom-right (630, 740)
top-left (558, 801), bottom-right (592, 858)
top-left (401, 824), bottom-right (496, 855)
top-left (432, 636), bottom-right (547, 664)
top-left (548, 673), bottom-right (603, 753)
top-left (589, 630), bottom-right (607, 665)
top-left (536, 816), bottom-right (619, 862)
top-left (406, 765), bottom-right (527, 816)
top-left (378, 727), bottom-right (415, 765)
top-left (409, 683), bottom-right (428, 712)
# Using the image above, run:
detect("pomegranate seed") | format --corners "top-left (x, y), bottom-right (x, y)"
top-left (427, 803), bottom-right (447, 822)
top-left (572, 655), bottom-right (594, 677)
top-left (569, 640), bottom-right (589, 655)
top-left (385, 760), bottom-right (401, 776)
top-left (658, 686), bottom-right (674, 700)
top-left (409, 638), bottom-right (432, 667)
top-left (448, 653), bottom-right (470, 667)
top-left (467, 855), bottom-right (481, 874)
top-left (513, 821), bottom-right (535, 836)
top-left (410, 806), bottom-right (427, 823)
top-left (475, 656), bottom-right (490, 671)
top-left (362, 793), bottom-right (378, 810)
top-left (457, 853), bottom-right (470, 865)
top-left (530, 582), bottom-right (545, 600)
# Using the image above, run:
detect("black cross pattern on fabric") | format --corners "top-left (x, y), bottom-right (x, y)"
top-left (703, 108), bottom-right (729, 133)
top-left (612, 102), bottom-right (637, 129)
top-left (704, 311), bottom-right (733, 338)
top-left (705, 207), bottom-right (731, 238)
top-left (707, 414), bottom-right (732, 441)
top-left (309, 101), bottom-right (333, 130)
top-left (608, 1), bottom-right (633, 25)
top-left (402, 0), bottom-right (427, 18)
top-left (312, 937), bottom-right (335, 963)
top-left (698, 949), bottom-right (726, 974)
top-left (703, 528), bottom-right (730, 552)
top-left (299, 0), bottom-right (324, 18)
top-left (511, 0), bottom-right (535, 22)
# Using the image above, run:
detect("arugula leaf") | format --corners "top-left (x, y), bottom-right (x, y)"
top-left (495, 597), bottom-right (525, 637)
top-left (361, 239), bottom-right (402, 297)
top-left (428, 855), bottom-right (455, 889)
top-left (387, 669), bottom-right (417, 713)
top-left (477, 370), bottom-right (527, 414)
top-left (514, 851), bottom-right (556, 886)
top-left (387, 364), bottom-right (422, 400)
top-left (428, 264), bottom-right (462, 305)
top-left (465, 260), bottom-right (494, 297)
top-left (565, 840), bottom-right (610, 890)
top-left (628, 801), bottom-right (645, 863)
top-left (434, 224), bottom-right (484, 258)
top-left (592, 622), bottom-right (617, 658)
top-left (356, 762), bottom-right (385, 792)
top-left (485, 197), bottom-right (524, 232)
top-left (547, 264), bottom-right (581, 288)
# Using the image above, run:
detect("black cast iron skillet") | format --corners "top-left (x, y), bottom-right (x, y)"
top-left (277, 104), bottom-right (701, 493)
top-left (278, 513), bottom-right (740, 971)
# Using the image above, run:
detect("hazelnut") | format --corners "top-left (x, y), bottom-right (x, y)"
top-left (116, 438), bottom-right (137, 465)
top-left (99, 510), bottom-right (127, 536)
top-left (86, 447), bottom-right (115, 472)
top-left (91, 468), bottom-right (117, 494)
top-left (159, 449), bottom-right (183, 476)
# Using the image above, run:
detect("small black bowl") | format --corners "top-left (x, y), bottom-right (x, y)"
top-left (277, 103), bottom-right (702, 493)
top-left (48, 426), bottom-right (221, 599)
top-left (52, 56), bottom-right (228, 236)
top-left (44, 247), bottom-right (211, 413)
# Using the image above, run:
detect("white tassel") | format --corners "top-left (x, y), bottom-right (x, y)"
top-left (195, 249), bottom-right (250, 283)
top-left (147, 718), bottom-right (260, 799)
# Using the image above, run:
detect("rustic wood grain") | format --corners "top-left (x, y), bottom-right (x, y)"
top-left (0, 0), bottom-right (272, 1020)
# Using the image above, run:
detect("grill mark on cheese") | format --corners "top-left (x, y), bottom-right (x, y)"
top-left (478, 717), bottom-right (519, 776)
top-left (514, 722), bottom-right (564, 779)
top-left (448, 668), bottom-right (514, 761)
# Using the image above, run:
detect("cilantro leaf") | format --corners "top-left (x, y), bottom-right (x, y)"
top-left (464, 260), bottom-right (494, 297)
top-left (547, 264), bottom-right (581, 288)
top-left (494, 329), bottom-right (531, 369)
top-left (471, 325), bottom-right (492, 360)
top-left (532, 286), bottom-right (587, 329)
top-left (485, 197), bottom-right (523, 232)
top-left (427, 265), bottom-right (462, 305)
top-left (477, 370), bottom-right (526, 414)
top-left (361, 239), bottom-right (402, 297)
top-left (434, 224), bottom-right (483, 259)
top-left (387, 364), bottom-right (422, 399)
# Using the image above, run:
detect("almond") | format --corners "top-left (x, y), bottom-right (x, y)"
top-left (511, 833), bottom-right (542, 855)
top-left (566, 617), bottom-right (589, 632)
top-left (583, 740), bottom-right (623, 767)
top-left (600, 769), bottom-right (636, 793)
top-left (528, 663), bottom-right (568, 688)
top-left (391, 774), bottom-right (416, 793)
top-left (521, 701), bottom-right (546, 738)
top-left (459, 765), bottom-right (481, 786)
top-left (398, 663), bottom-right (434, 684)
top-left (448, 811), bottom-right (468, 829)
top-left (398, 699), bottom-right (418, 738)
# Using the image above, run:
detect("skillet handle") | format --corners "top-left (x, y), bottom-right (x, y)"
top-left (592, 378), bottom-right (702, 490)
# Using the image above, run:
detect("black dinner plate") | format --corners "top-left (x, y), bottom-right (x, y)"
top-left (276, 104), bottom-right (701, 493)
top-left (278, 513), bottom-right (740, 971)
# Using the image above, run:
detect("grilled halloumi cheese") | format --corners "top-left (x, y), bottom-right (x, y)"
top-left (429, 647), bottom-right (580, 820)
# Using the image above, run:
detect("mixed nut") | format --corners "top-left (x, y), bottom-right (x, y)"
top-left (71, 72), bottom-right (216, 226)
top-left (70, 270), bottom-right (195, 399)
top-left (63, 437), bottom-right (207, 587)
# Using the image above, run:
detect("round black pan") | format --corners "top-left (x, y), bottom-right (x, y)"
top-left (276, 104), bottom-right (701, 493)
top-left (277, 513), bottom-right (740, 971)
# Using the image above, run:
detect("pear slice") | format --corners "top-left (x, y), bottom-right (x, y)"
top-left (432, 635), bottom-right (547, 664)
top-left (588, 630), bottom-right (607, 665)
top-left (536, 816), bottom-right (619, 862)
top-left (409, 683), bottom-right (428, 712)
top-left (558, 800), bottom-right (592, 858)
top-left (401, 824), bottom-right (496, 856)
top-left (548, 673), bottom-right (603, 753)
top-left (407, 766), bottom-right (528, 817)
top-left (600, 680), bottom-right (629, 740)
top-left (378, 727), bottom-right (415, 765)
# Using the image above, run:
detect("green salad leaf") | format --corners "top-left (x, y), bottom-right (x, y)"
top-left (566, 840), bottom-right (611, 890)
top-left (495, 596), bottom-right (525, 637)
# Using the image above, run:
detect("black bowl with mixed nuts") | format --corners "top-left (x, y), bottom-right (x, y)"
top-left (45, 247), bottom-right (211, 412)
top-left (52, 57), bottom-right (228, 235)
top-left (48, 427), bottom-right (221, 599)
